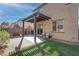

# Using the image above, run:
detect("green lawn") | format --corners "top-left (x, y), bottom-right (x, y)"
top-left (9, 40), bottom-right (79, 56)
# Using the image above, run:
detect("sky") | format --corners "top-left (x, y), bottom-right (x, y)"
top-left (0, 3), bottom-right (42, 24)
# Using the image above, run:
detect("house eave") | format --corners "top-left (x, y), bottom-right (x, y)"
top-left (32, 3), bottom-right (48, 12)
top-left (23, 12), bottom-right (51, 23)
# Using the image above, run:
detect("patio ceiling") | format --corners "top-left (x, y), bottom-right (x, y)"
top-left (23, 12), bottom-right (51, 23)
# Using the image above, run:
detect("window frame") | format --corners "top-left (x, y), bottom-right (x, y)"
top-left (52, 19), bottom-right (64, 33)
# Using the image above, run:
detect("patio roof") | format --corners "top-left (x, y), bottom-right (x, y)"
top-left (23, 12), bottom-right (51, 23)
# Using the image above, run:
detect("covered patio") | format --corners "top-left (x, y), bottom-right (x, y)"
top-left (21, 12), bottom-right (51, 56)
top-left (22, 12), bottom-right (51, 43)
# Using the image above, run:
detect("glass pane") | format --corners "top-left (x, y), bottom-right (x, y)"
top-left (58, 25), bottom-right (63, 29)
top-left (53, 21), bottom-right (56, 31)
top-left (38, 24), bottom-right (43, 28)
top-left (57, 20), bottom-right (64, 32)
top-left (37, 28), bottom-right (43, 34)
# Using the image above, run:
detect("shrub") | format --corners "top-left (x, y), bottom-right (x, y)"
top-left (0, 30), bottom-right (10, 46)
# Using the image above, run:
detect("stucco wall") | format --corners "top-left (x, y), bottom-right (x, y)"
top-left (37, 3), bottom-right (78, 43)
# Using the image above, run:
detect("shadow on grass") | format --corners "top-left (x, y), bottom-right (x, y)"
top-left (9, 40), bottom-right (79, 56)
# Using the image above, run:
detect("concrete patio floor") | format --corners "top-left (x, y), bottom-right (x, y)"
top-left (2, 36), bottom-right (42, 56)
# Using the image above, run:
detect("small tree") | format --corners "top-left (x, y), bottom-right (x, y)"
top-left (0, 29), bottom-right (10, 46)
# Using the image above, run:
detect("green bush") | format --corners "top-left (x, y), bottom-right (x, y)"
top-left (0, 30), bottom-right (10, 46)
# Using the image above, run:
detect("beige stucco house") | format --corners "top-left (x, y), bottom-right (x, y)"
top-left (24, 3), bottom-right (78, 44)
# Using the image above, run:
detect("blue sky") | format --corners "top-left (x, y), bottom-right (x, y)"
top-left (0, 3), bottom-right (42, 24)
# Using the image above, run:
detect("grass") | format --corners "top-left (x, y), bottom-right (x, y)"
top-left (9, 40), bottom-right (79, 56)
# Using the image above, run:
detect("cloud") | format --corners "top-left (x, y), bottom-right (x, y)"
top-left (1, 3), bottom-right (34, 12)
top-left (0, 10), bottom-right (6, 16)
top-left (0, 3), bottom-right (42, 24)
top-left (0, 3), bottom-right (42, 15)
top-left (2, 3), bottom-right (23, 8)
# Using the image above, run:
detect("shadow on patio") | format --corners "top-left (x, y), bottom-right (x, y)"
top-left (14, 35), bottom-right (42, 52)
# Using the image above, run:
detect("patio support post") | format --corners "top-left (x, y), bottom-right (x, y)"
top-left (34, 15), bottom-right (37, 44)
top-left (33, 14), bottom-right (45, 56)
top-left (22, 20), bottom-right (24, 37)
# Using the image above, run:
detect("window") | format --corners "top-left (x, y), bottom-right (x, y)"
top-left (37, 24), bottom-right (43, 34)
top-left (53, 19), bottom-right (64, 32)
